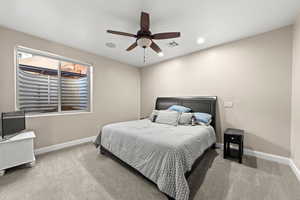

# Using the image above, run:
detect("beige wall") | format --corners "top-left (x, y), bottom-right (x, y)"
top-left (141, 26), bottom-right (293, 157)
top-left (0, 26), bottom-right (140, 149)
top-left (292, 15), bottom-right (300, 168)
top-left (0, 25), bottom-right (294, 158)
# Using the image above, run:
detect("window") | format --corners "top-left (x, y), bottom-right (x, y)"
top-left (16, 47), bottom-right (92, 115)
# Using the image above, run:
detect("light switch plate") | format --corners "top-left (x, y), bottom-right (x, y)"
top-left (224, 101), bottom-right (233, 108)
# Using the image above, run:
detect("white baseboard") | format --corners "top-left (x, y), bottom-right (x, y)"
top-left (216, 143), bottom-right (300, 182)
top-left (34, 139), bottom-right (300, 182)
top-left (216, 143), bottom-right (290, 165)
top-left (34, 136), bottom-right (96, 155)
top-left (289, 159), bottom-right (300, 182)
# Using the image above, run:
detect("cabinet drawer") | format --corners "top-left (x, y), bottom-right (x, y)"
top-left (0, 139), bottom-right (35, 170)
top-left (225, 135), bottom-right (241, 144)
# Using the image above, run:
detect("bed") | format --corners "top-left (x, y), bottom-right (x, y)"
top-left (95, 96), bottom-right (217, 200)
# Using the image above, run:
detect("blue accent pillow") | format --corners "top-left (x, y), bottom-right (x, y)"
top-left (168, 105), bottom-right (191, 113)
top-left (194, 112), bottom-right (212, 123)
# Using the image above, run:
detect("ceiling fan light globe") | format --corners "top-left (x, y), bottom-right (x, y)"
top-left (137, 37), bottom-right (152, 48)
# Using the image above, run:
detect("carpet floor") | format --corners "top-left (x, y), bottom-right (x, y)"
top-left (0, 143), bottom-right (299, 200)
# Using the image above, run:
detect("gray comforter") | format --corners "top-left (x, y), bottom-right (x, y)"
top-left (95, 119), bottom-right (216, 200)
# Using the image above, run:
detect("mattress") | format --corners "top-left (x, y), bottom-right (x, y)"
top-left (98, 119), bottom-right (216, 200)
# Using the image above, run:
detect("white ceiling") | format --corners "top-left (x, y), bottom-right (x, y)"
top-left (1, 0), bottom-right (300, 67)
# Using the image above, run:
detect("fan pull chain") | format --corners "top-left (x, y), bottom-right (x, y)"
top-left (143, 48), bottom-right (146, 63)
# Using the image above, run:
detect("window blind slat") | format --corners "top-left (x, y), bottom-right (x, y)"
top-left (60, 76), bottom-right (89, 110)
top-left (17, 70), bottom-right (58, 113)
top-left (18, 69), bottom-right (89, 113)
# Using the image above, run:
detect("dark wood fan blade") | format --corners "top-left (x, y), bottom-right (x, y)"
top-left (107, 30), bottom-right (136, 38)
top-left (126, 42), bottom-right (138, 51)
top-left (150, 42), bottom-right (162, 53)
top-left (140, 12), bottom-right (150, 31)
top-left (152, 32), bottom-right (180, 40)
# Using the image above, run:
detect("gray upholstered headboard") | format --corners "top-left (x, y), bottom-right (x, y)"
top-left (155, 96), bottom-right (217, 128)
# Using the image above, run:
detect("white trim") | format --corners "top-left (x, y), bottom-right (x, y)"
top-left (14, 45), bottom-right (94, 117)
top-left (58, 61), bottom-right (62, 113)
top-left (216, 143), bottom-right (300, 182)
top-left (34, 136), bottom-right (96, 155)
top-left (16, 46), bottom-right (92, 66)
top-left (89, 66), bottom-right (94, 113)
top-left (34, 140), bottom-right (300, 182)
top-left (26, 111), bottom-right (92, 118)
top-left (14, 46), bottom-right (18, 111)
top-left (216, 143), bottom-right (290, 165)
top-left (289, 159), bottom-right (300, 182)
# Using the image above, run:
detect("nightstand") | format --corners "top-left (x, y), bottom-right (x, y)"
top-left (223, 128), bottom-right (244, 163)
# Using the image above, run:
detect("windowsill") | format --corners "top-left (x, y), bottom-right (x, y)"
top-left (25, 111), bottom-right (93, 118)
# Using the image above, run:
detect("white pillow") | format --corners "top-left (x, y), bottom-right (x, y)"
top-left (149, 110), bottom-right (158, 122)
top-left (196, 119), bottom-right (212, 126)
top-left (179, 113), bottom-right (193, 125)
top-left (155, 110), bottom-right (180, 126)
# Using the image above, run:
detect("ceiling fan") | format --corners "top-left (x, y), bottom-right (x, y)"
top-left (107, 12), bottom-right (180, 55)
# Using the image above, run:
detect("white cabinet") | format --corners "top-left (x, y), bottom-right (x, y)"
top-left (0, 131), bottom-right (36, 176)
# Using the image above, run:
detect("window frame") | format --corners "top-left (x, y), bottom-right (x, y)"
top-left (14, 46), bottom-right (93, 117)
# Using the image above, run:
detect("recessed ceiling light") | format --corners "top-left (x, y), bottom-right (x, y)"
top-left (105, 42), bottom-right (116, 48)
top-left (158, 52), bottom-right (164, 57)
top-left (197, 37), bottom-right (205, 44)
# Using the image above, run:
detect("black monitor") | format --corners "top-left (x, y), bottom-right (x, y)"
top-left (1, 111), bottom-right (26, 139)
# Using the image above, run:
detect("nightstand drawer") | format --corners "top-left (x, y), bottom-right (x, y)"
top-left (225, 135), bottom-right (241, 144)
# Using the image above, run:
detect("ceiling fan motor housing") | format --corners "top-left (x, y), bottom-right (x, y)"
top-left (136, 30), bottom-right (152, 48)
top-left (137, 37), bottom-right (152, 48)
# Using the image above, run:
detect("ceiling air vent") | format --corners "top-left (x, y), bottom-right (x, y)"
top-left (167, 41), bottom-right (179, 48)
top-left (105, 42), bottom-right (116, 48)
